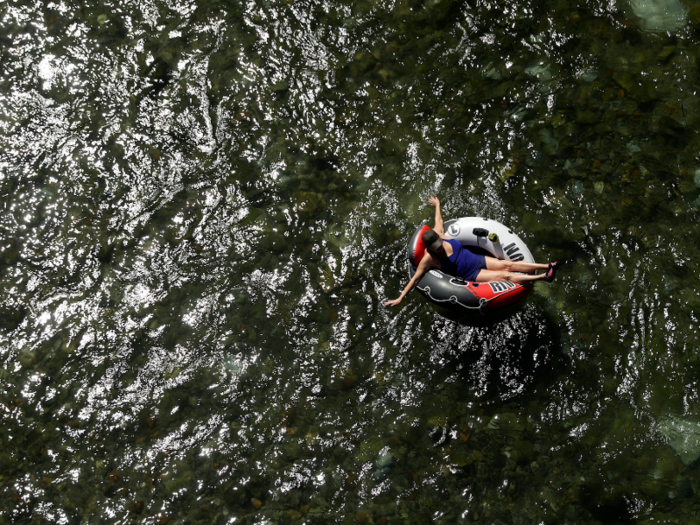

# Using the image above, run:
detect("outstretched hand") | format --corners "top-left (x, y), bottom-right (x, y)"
top-left (384, 298), bottom-right (402, 307)
top-left (428, 196), bottom-right (440, 208)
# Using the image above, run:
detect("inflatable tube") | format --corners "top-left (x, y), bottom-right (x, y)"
top-left (406, 217), bottom-right (535, 315)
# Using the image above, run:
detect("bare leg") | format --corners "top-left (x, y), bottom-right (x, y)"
top-left (475, 269), bottom-right (547, 284)
top-left (484, 256), bottom-right (548, 273)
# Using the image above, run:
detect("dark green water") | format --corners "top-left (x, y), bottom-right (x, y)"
top-left (3, 0), bottom-right (700, 522)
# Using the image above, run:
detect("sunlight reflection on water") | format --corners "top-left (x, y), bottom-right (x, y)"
top-left (2, 0), bottom-right (700, 522)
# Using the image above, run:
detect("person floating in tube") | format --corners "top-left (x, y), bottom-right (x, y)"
top-left (384, 196), bottom-right (559, 307)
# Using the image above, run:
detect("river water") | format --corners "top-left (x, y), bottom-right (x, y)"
top-left (2, 0), bottom-right (700, 523)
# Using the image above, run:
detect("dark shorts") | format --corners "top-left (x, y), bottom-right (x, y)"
top-left (464, 254), bottom-right (487, 281)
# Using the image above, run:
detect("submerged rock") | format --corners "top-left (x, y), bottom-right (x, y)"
top-left (374, 451), bottom-right (395, 479)
top-left (627, 142), bottom-right (641, 153)
top-left (539, 129), bottom-right (559, 154)
top-left (693, 169), bottom-right (700, 188)
top-left (577, 69), bottom-right (598, 83)
top-left (630, 0), bottom-right (687, 33)
top-left (483, 63), bottom-right (502, 80)
top-left (656, 416), bottom-right (700, 465)
top-left (525, 59), bottom-right (555, 81)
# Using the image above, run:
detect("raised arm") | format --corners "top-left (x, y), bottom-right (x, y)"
top-left (428, 196), bottom-right (444, 236)
top-left (384, 253), bottom-right (434, 307)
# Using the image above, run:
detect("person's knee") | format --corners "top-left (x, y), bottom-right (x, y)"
top-left (497, 271), bottom-right (512, 282)
top-left (488, 259), bottom-right (514, 272)
top-left (501, 260), bottom-right (515, 272)
top-left (486, 258), bottom-right (503, 271)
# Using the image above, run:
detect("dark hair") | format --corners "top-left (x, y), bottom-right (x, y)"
top-left (422, 229), bottom-right (440, 249)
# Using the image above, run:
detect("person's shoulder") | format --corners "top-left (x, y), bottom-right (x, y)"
top-left (420, 250), bottom-right (435, 264)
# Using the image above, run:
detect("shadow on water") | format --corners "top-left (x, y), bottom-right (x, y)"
top-left (581, 487), bottom-right (635, 524)
top-left (431, 302), bottom-right (564, 402)
top-left (428, 296), bottom-right (528, 328)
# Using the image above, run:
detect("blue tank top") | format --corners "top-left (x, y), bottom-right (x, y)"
top-left (438, 239), bottom-right (482, 280)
